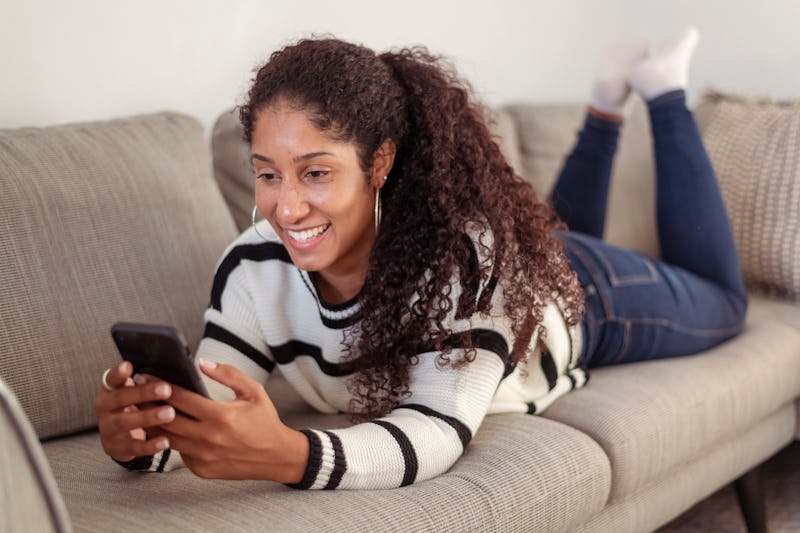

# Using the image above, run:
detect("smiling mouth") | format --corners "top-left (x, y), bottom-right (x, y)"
top-left (286, 223), bottom-right (331, 244)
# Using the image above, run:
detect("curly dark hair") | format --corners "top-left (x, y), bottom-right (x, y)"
top-left (239, 38), bottom-right (584, 418)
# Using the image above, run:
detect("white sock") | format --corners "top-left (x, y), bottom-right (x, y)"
top-left (589, 33), bottom-right (650, 115)
top-left (630, 27), bottom-right (699, 101)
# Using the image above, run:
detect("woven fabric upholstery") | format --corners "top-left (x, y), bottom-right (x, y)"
top-left (0, 113), bottom-right (237, 439)
top-left (695, 90), bottom-right (800, 300)
top-left (1, 379), bottom-right (71, 532)
top-left (576, 404), bottom-right (795, 533)
top-left (502, 98), bottom-right (659, 257)
top-left (211, 110), bottom-right (253, 232)
top-left (44, 411), bottom-right (610, 533)
top-left (490, 107), bottom-right (526, 179)
top-left (544, 295), bottom-right (800, 501)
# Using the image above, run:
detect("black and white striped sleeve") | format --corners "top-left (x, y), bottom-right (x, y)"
top-left (289, 327), bottom-right (510, 490)
top-left (195, 245), bottom-right (276, 400)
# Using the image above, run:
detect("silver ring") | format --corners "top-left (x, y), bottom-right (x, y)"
top-left (101, 368), bottom-right (114, 392)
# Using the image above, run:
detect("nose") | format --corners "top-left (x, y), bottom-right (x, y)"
top-left (275, 180), bottom-right (310, 225)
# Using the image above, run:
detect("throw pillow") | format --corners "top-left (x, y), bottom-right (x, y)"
top-left (697, 90), bottom-right (800, 300)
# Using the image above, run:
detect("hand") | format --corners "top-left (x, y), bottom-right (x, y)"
top-left (159, 359), bottom-right (309, 483)
top-left (94, 361), bottom-right (176, 462)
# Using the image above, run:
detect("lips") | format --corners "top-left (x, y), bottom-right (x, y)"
top-left (286, 223), bottom-right (330, 244)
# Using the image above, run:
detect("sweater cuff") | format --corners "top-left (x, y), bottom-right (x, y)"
top-left (113, 455), bottom-right (154, 471)
top-left (112, 449), bottom-right (171, 472)
top-left (287, 429), bottom-right (322, 489)
top-left (286, 429), bottom-right (348, 490)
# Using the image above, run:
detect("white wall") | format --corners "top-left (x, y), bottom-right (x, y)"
top-left (1, 0), bottom-right (798, 133)
top-left (619, 0), bottom-right (800, 102)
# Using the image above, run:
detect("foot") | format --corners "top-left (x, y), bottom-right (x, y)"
top-left (630, 27), bottom-right (699, 101)
top-left (589, 33), bottom-right (650, 116)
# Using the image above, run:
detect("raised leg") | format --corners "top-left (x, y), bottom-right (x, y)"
top-left (550, 115), bottom-right (620, 238)
top-left (647, 90), bottom-right (747, 301)
top-left (550, 33), bottom-right (648, 238)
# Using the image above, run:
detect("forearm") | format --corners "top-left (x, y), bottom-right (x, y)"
top-left (290, 351), bottom-right (504, 490)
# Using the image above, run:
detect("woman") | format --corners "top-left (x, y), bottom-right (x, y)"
top-left (94, 28), bottom-right (747, 490)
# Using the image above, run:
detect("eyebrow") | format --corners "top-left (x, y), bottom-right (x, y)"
top-left (251, 152), bottom-right (335, 164)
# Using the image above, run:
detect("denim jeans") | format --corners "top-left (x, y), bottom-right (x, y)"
top-left (551, 90), bottom-right (748, 368)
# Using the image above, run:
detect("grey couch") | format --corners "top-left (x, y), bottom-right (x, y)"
top-left (2, 94), bottom-right (799, 532)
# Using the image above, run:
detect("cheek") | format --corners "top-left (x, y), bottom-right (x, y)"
top-left (303, 188), bottom-right (333, 207)
top-left (254, 186), bottom-right (273, 212)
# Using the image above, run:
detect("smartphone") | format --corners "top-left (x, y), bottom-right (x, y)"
top-left (110, 322), bottom-right (209, 398)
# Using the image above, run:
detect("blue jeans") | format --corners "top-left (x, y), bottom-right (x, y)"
top-left (551, 90), bottom-right (748, 368)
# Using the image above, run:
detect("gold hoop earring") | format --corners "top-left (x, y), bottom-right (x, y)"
top-left (374, 188), bottom-right (382, 234)
top-left (251, 205), bottom-right (270, 241)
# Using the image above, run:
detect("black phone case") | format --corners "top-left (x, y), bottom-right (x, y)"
top-left (110, 322), bottom-right (209, 398)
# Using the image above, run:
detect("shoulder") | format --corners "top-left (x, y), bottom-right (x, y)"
top-left (209, 221), bottom-right (295, 309)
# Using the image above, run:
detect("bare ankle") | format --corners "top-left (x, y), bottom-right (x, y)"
top-left (588, 106), bottom-right (624, 123)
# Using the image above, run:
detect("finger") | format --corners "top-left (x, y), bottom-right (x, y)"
top-left (159, 432), bottom-right (204, 459)
top-left (132, 373), bottom-right (158, 386)
top-left (164, 384), bottom-right (219, 420)
top-left (147, 426), bottom-right (166, 438)
top-left (158, 411), bottom-right (206, 440)
top-left (105, 381), bottom-right (173, 412)
top-left (105, 361), bottom-right (133, 389)
top-left (99, 405), bottom-right (177, 436)
top-left (106, 433), bottom-right (171, 461)
top-left (198, 359), bottom-right (262, 401)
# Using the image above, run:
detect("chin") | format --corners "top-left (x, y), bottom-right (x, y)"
top-left (284, 249), bottom-right (330, 273)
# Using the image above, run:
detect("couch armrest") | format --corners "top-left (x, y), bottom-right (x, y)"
top-left (0, 379), bottom-right (71, 532)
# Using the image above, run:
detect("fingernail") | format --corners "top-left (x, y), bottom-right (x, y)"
top-left (156, 438), bottom-right (170, 451)
top-left (199, 358), bottom-right (217, 370)
top-left (155, 384), bottom-right (171, 397)
top-left (157, 406), bottom-right (175, 421)
top-left (118, 361), bottom-right (131, 373)
top-left (133, 374), bottom-right (146, 385)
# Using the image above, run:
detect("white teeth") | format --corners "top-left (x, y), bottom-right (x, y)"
top-left (287, 224), bottom-right (329, 243)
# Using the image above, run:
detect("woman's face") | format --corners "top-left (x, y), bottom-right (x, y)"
top-left (251, 104), bottom-right (391, 294)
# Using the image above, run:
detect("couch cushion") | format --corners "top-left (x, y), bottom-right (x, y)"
top-left (0, 379), bottom-right (71, 532)
top-left (502, 98), bottom-right (659, 258)
top-left (44, 413), bottom-right (611, 532)
top-left (544, 295), bottom-right (800, 501)
top-left (211, 109), bottom-right (253, 232)
top-left (490, 107), bottom-right (526, 181)
top-left (695, 90), bottom-right (800, 301)
top-left (576, 404), bottom-right (796, 533)
top-left (0, 113), bottom-right (238, 439)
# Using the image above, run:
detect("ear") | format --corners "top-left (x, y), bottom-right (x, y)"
top-left (370, 138), bottom-right (397, 189)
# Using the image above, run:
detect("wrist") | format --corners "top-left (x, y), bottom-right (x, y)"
top-left (272, 427), bottom-right (310, 484)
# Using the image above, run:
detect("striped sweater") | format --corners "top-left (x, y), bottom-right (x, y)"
top-left (131, 222), bottom-right (587, 489)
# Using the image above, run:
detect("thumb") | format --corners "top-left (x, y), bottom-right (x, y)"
top-left (198, 358), bottom-right (260, 401)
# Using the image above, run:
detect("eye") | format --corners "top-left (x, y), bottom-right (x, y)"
top-left (306, 170), bottom-right (330, 180)
top-left (256, 172), bottom-right (279, 182)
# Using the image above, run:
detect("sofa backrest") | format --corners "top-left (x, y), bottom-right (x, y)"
top-left (0, 113), bottom-right (238, 439)
top-left (212, 109), bottom-right (255, 233)
top-left (497, 98), bottom-right (659, 257)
